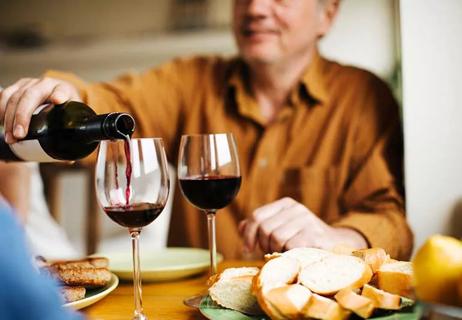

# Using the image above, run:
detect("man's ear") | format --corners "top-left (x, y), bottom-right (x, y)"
top-left (317, 0), bottom-right (340, 38)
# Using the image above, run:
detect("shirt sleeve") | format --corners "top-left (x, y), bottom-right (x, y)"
top-left (332, 74), bottom-right (413, 260)
top-left (0, 200), bottom-right (83, 320)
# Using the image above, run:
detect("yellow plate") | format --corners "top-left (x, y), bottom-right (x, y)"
top-left (63, 273), bottom-right (119, 310)
top-left (99, 247), bottom-right (223, 282)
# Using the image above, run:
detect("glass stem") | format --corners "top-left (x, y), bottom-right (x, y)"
top-left (206, 211), bottom-right (217, 276)
top-left (130, 229), bottom-right (146, 320)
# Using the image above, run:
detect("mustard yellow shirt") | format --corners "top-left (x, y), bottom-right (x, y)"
top-left (48, 51), bottom-right (413, 260)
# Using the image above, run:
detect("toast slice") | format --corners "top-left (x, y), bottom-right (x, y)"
top-left (352, 248), bottom-right (389, 273)
top-left (361, 284), bottom-right (401, 310)
top-left (299, 254), bottom-right (372, 295)
top-left (54, 267), bottom-right (112, 288)
top-left (264, 284), bottom-right (312, 319)
top-left (60, 286), bottom-right (86, 303)
top-left (208, 267), bottom-right (263, 315)
top-left (334, 288), bottom-right (375, 318)
top-left (376, 261), bottom-right (413, 298)
top-left (303, 293), bottom-right (351, 320)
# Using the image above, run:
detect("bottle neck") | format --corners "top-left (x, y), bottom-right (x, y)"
top-left (81, 112), bottom-right (135, 141)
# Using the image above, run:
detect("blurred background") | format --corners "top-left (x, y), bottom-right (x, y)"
top-left (0, 0), bottom-right (461, 256)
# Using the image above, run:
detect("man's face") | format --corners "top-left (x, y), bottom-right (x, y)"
top-left (233, 0), bottom-right (331, 65)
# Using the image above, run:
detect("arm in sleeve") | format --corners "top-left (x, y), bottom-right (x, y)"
top-left (333, 75), bottom-right (413, 260)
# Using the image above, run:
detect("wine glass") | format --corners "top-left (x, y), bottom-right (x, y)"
top-left (95, 138), bottom-right (169, 320)
top-left (178, 133), bottom-right (241, 306)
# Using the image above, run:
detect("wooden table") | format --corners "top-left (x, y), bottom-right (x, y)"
top-left (83, 260), bottom-right (262, 320)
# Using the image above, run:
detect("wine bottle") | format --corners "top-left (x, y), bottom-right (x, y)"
top-left (0, 101), bottom-right (135, 162)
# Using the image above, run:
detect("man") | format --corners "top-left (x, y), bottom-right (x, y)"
top-left (0, 0), bottom-right (413, 259)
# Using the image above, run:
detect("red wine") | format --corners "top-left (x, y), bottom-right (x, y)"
top-left (113, 135), bottom-right (132, 206)
top-left (123, 137), bottom-right (132, 206)
top-left (0, 101), bottom-right (135, 162)
top-left (179, 175), bottom-right (241, 210)
top-left (103, 202), bottom-right (164, 228)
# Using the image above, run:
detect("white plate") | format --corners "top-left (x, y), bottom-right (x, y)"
top-left (63, 273), bottom-right (119, 310)
top-left (98, 247), bottom-right (223, 282)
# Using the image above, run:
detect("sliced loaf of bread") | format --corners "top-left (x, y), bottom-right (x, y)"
top-left (253, 256), bottom-right (300, 319)
top-left (303, 293), bottom-right (351, 320)
top-left (265, 284), bottom-right (312, 319)
top-left (299, 254), bottom-right (372, 295)
top-left (376, 261), bottom-right (413, 298)
top-left (352, 248), bottom-right (389, 273)
top-left (209, 267), bottom-right (263, 315)
top-left (361, 284), bottom-right (401, 310)
top-left (334, 288), bottom-right (375, 319)
top-left (282, 247), bottom-right (333, 268)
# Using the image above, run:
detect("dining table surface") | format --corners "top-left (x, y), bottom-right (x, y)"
top-left (82, 260), bottom-right (263, 320)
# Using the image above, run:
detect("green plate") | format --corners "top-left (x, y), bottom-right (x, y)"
top-left (199, 296), bottom-right (423, 320)
top-left (98, 247), bottom-right (223, 282)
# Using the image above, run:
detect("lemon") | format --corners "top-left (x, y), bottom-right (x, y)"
top-left (412, 235), bottom-right (462, 306)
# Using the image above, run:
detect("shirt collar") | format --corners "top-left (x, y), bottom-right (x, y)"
top-left (300, 49), bottom-right (329, 105)
top-left (226, 50), bottom-right (329, 123)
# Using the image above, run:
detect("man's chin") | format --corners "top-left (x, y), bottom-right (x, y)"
top-left (240, 49), bottom-right (279, 65)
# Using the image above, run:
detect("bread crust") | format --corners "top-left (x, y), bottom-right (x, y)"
top-left (376, 261), bottom-right (413, 298)
top-left (334, 288), bottom-right (375, 318)
top-left (60, 286), bottom-right (86, 303)
top-left (352, 248), bottom-right (389, 274)
top-left (53, 267), bottom-right (112, 288)
top-left (361, 284), bottom-right (401, 310)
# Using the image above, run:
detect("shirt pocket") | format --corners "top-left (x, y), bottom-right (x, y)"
top-left (279, 166), bottom-right (341, 221)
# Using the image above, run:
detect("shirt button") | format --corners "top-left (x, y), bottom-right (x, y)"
top-left (258, 158), bottom-right (268, 167)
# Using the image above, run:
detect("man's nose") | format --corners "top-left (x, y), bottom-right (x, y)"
top-left (246, 0), bottom-right (272, 17)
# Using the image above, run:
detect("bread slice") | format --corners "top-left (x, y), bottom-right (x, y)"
top-left (376, 261), bottom-right (413, 298)
top-left (282, 247), bottom-right (333, 268)
top-left (60, 286), bottom-right (86, 303)
top-left (361, 284), bottom-right (401, 310)
top-left (299, 254), bottom-right (372, 295)
top-left (254, 256), bottom-right (300, 291)
top-left (208, 267), bottom-right (263, 315)
top-left (334, 288), bottom-right (375, 318)
top-left (352, 248), bottom-right (389, 273)
top-left (54, 267), bottom-right (112, 288)
top-left (253, 256), bottom-right (300, 319)
top-left (303, 293), bottom-right (351, 320)
top-left (264, 284), bottom-right (312, 319)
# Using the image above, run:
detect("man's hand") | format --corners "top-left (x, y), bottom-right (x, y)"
top-left (239, 197), bottom-right (368, 254)
top-left (0, 77), bottom-right (81, 144)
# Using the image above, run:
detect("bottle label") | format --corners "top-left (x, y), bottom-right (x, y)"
top-left (9, 140), bottom-right (58, 162)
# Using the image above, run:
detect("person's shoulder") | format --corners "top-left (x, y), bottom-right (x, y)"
top-left (321, 56), bottom-right (389, 91)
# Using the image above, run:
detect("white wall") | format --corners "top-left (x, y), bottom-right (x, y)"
top-left (400, 0), bottom-right (462, 251)
top-left (321, 0), bottom-right (398, 81)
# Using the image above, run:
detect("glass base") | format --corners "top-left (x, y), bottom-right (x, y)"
top-left (183, 294), bottom-right (205, 308)
top-left (133, 313), bottom-right (147, 320)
